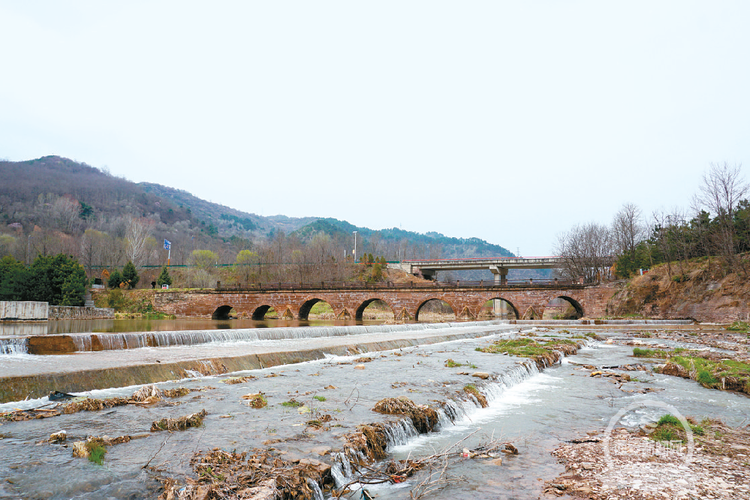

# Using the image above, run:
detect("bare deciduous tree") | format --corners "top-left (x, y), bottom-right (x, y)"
top-left (555, 222), bottom-right (613, 283)
top-left (125, 217), bottom-right (153, 268)
top-left (79, 229), bottom-right (109, 275)
top-left (612, 203), bottom-right (645, 257)
top-left (694, 162), bottom-right (748, 272)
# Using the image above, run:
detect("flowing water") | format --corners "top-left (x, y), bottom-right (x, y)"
top-left (0, 317), bottom-right (372, 337)
top-left (0, 322), bottom-right (747, 499)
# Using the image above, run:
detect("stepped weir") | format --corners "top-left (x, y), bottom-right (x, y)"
top-left (0, 321), bottom-right (518, 403)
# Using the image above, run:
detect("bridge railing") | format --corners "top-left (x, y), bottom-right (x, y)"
top-left (214, 279), bottom-right (585, 292)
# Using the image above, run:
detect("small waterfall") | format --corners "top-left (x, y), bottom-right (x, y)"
top-left (330, 452), bottom-right (353, 489)
top-left (0, 337), bottom-right (28, 355)
top-left (26, 322), bottom-right (511, 353)
top-left (69, 335), bottom-right (92, 352)
top-left (436, 400), bottom-right (464, 428)
top-left (382, 418), bottom-right (419, 447)
top-left (306, 478), bottom-right (325, 500)
top-left (329, 332), bottom-right (584, 495)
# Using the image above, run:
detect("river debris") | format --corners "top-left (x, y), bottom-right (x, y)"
top-left (48, 430), bottom-right (67, 443)
top-left (545, 418), bottom-right (750, 499)
top-left (61, 385), bottom-right (202, 414)
top-left (221, 375), bottom-right (256, 384)
top-left (1, 407), bottom-right (60, 421)
top-left (372, 396), bottom-right (439, 433)
top-left (337, 431), bottom-right (518, 498)
top-left (151, 409), bottom-right (207, 432)
top-left (242, 392), bottom-right (268, 408)
top-left (157, 448), bottom-right (332, 500)
top-left (71, 435), bottom-right (133, 464)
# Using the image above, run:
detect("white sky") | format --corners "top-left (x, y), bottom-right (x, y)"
top-left (2, 1), bottom-right (749, 256)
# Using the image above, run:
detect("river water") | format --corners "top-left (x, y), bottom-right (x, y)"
top-left (0, 322), bottom-right (747, 499)
top-left (0, 317), bottom-right (366, 337)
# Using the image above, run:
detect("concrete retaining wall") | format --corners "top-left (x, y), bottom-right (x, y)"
top-left (0, 301), bottom-right (48, 321)
top-left (49, 306), bottom-right (115, 320)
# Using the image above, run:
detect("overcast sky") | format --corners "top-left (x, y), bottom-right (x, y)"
top-left (2, 2), bottom-right (749, 256)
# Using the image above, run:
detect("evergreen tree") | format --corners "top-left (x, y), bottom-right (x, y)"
top-left (108, 269), bottom-right (122, 289)
top-left (156, 266), bottom-right (172, 287)
top-left (61, 274), bottom-right (87, 306)
top-left (121, 261), bottom-right (139, 289)
top-left (24, 254), bottom-right (88, 306)
top-left (0, 255), bottom-right (28, 301)
top-left (370, 263), bottom-right (384, 282)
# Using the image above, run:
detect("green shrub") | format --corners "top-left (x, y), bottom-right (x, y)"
top-left (281, 399), bottom-right (303, 408)
top-left (696, 370), bottom-right (718, 387)
top-left (651, 414), bottom-right (684, 443)
top-left (652, 427), bottom-right (679, 442)
top-left (106, 289), bottom-right (128, 311)
top-left (657, 414), bottom-right (681, 426)
top-left (86, 442), bottom-right (107, 465)
top-left (727, 321), bottom-right (749, 332)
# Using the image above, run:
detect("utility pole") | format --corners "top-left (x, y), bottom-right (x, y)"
top-left (353, 231), bottom-right (358, 262)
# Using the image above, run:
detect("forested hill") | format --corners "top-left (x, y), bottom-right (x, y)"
top-left (0, 156), bottom-right (513, 263)
top-left (292, 218), bottom-right (513, 259)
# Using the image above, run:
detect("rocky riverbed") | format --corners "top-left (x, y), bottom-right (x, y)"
top-left (1, 322), bottom-right (748, 499)
top-left (545, 325), bottom-right (750, 500)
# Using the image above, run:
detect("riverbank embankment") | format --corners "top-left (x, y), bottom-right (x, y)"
top-left (1, 300), bottom-right (114, 321)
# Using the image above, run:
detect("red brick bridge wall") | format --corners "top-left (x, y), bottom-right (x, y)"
top-left (153, 284), bottom-right (616, 321)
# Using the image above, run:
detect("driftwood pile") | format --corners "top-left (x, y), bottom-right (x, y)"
top-left (159, 448), bottom-right (332, 500)
top-left (151, 410), bottom-right (207, 432)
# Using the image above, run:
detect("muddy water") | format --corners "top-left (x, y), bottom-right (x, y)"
top-left (0, 324), bottom-right (748, 499)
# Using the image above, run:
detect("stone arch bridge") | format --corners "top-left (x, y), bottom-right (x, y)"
top-left (153, 283), bottom-right (616, 321)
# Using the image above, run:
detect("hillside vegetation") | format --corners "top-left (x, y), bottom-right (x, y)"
top-left (0, 156), bottom-right (514, 288)
top-left (608, 255), bottom-right (750, 323)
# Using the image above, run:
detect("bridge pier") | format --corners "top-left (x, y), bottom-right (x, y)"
top-left (490, 266), bottom-right (508, 285)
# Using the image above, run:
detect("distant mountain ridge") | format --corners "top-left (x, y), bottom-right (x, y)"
top-left (139, 182), bottom-right (319, 235)
top-left (0, 156), bottom-right (513, 260)
top-left (292, 218), bottom-right (513, 259)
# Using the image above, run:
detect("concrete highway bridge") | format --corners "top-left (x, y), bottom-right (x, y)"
top-left (153, 281), bottom-right (616, 322)
top-left (389, 257), bottom-right (566, 284)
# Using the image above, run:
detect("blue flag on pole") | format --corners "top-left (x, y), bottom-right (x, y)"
top-left (164, 239), bottom-right (171, 250)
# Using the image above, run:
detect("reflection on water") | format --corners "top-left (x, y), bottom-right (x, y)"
top-left (0, 317), bottom-right (384, 336)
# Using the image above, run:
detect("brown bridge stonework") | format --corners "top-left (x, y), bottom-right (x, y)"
top-left (153, 284), bottom-right (616, 321)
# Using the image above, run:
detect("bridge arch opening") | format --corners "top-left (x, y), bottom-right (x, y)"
top-left (299, 299), bottom-right (335, 321)
top-left (478, 298), bottom-right (519, 319)
top-left (355, 299), bottom-right (395, 322)
top-left (415, 299), bottom-right (456, 322)
top-left (212, 305), bottom-right (235, 320)
top-left (251, 305), bottom-right (279, 320)
top-left (542, 296), bottom-right (584, 320)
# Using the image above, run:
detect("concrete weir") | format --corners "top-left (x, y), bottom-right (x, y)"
top-left (0, 321), bottom-right (519, 404)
